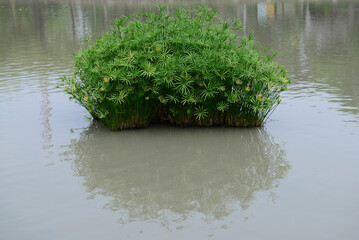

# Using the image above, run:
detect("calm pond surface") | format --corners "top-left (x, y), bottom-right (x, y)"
top-left (1, 0), bottom-right (359, 239)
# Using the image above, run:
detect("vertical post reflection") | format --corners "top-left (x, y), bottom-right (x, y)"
top-left (69, 0), bottom-right (76, 39)
top-left (40, 76), bottom-right (53, 150)
top-left (31, 0), bottom-right (45, 46)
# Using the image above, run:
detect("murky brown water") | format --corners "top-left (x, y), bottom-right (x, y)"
top-left (1, 0), bottom-right (359, 239)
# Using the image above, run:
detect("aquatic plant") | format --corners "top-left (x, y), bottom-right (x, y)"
top-left (61, 5), bottom-right (290, 130)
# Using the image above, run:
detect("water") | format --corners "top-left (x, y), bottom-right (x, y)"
top-left (1, 0), bottom-right (359, 239)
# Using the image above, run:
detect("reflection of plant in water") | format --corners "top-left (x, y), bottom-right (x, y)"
top-left (64, 122), bottom-right (289, 227)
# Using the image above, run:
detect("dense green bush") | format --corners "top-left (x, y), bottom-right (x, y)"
top-left (61, 5), bottom-right (290, 130)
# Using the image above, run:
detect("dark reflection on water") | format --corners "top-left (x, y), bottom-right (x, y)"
top-left (62, 123), bottom-right (289, 227)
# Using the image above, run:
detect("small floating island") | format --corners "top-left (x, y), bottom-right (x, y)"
top-left (61, 5), bottom-right (290, 130)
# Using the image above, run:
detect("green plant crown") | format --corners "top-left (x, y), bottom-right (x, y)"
top-left (60, 5), bottom-right (290, 130)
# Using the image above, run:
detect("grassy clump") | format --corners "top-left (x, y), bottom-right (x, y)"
top-left (61, 5), bottom-right (290, 130)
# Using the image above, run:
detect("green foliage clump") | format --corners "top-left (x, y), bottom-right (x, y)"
top-left (61, 5), bottom-right (290, 130)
